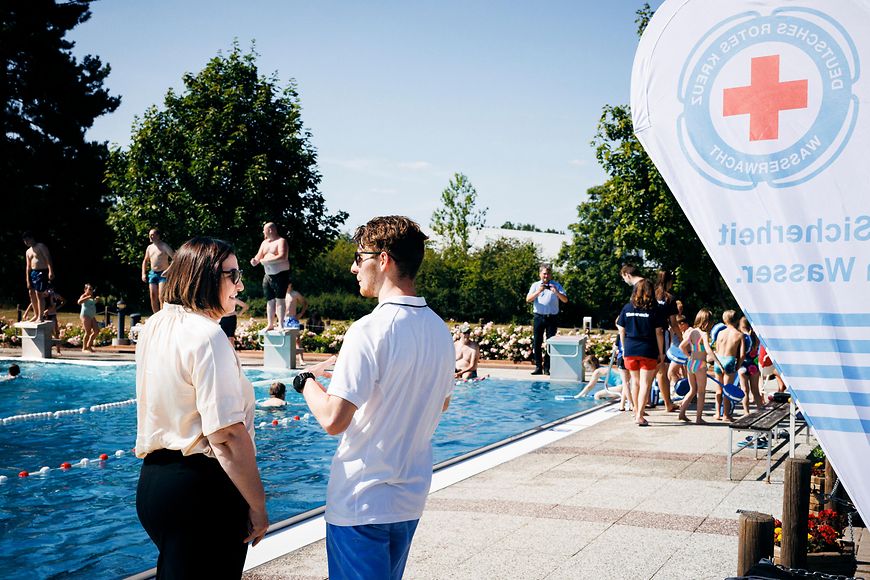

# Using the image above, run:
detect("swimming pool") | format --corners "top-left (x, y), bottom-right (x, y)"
top-left (0, 360), bottom-right (603, 579)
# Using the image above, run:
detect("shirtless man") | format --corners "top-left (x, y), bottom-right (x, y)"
top-left (454, 323), bottom-right (480, 379)
top-left (714, 309), bottom-right (746, 421)
top-left (251, 222), bottom-right (291, 330)
top-left (141, 228), bottom-right (175, 313)
top-left (23, 232), bottom-right (54, 322)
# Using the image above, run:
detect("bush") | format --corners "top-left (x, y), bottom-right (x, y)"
top-left (245, 298), bottom-right (267, 317)
top-left (299, 322), bottom-right (349, 354)
top-left (235, 318), bottom-right (267, 350)
top-left (307, 292), bottom-right (374, 321)
top-left (585, 333), bottom-right (616, 361)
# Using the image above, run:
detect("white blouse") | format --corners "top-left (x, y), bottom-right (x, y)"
top-left (135, 303), bottom-right (255, 458)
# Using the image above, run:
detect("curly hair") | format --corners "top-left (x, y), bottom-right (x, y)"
top-left (352, 216), bottom-right (428, 279)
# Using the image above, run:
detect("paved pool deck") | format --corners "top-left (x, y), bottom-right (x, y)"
top-left (241, 366), bottom-right (823, 580)
top-left (1, 349), bottom-right (848, 579)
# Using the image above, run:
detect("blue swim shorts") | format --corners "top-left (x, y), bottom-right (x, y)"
top-left (326, 520), bottom-right (419, 580)
top-left (29, 269), bottom-right (49, 292)
top-left (715, 355), bottom-right (738, 375)
top-left (148, 270), bottom-right (167, 285)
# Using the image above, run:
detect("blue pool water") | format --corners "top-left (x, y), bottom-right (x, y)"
top-left (0, 361), bottom-right (603, 578)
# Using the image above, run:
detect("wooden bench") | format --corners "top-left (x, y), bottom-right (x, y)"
top-left (727, 398), bottom-right (807, 482)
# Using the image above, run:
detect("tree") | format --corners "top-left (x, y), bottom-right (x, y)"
top-left (105, 43), bottom-right (346, 301)
top-left (559, 184), bottom-right (633, 325)
top-left (1, 0), bottom-right (120, 303)
top-left (559, 3), bottom-right (737, 324)
top-left (500, 221), bottom-right (564, 234)
top-left (430, 172), bottom-right (488, 253)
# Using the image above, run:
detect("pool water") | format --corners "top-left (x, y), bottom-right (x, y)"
top-left (0, 361), bottom-right (602, 579)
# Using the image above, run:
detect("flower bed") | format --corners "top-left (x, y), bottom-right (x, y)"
top-left (0, 315), bottom-right (618, 363)
top-left (774, 510), bottom-right (847, 553)
top-left (773, 510), bottom-right (855, 575)
top-left (0, 318), bottom-right (117, 348)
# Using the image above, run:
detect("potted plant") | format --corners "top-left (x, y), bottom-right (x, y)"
top-left (773, 509), bottom-right (856, 576)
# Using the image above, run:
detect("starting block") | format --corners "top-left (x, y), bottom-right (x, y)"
top-left (14, 321), bottom-right (55, 359)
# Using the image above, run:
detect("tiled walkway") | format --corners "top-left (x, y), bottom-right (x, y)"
top-left (245, 372), bottom-right (813, 580)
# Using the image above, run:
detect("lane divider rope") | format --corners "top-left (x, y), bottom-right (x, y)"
top-left (1, 398), bottom-right (137, 425)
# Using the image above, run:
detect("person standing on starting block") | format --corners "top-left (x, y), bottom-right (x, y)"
top-left (141, 228), bottom-right (175, 314)
top-left (250, 222), bottom-right (290, 331)
top-left (22, 232), bottom-right (54, 322)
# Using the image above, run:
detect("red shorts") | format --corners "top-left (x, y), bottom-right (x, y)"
top-left (624, 356), bottom-right (658, 371)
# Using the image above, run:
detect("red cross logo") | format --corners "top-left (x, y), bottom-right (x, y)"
top-left (723, 55), bottom-right (808, 141)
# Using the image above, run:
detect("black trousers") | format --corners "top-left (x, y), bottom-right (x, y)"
top-left (533, 313), bottom-right (558, 371)
top-left (137, 450), bottom-right (249, 580)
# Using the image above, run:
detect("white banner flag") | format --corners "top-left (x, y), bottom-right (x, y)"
top-left (632, 0), bottom-right (870, 522)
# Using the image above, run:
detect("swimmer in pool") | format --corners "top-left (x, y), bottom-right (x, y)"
top-left (1, 364), bottom-right (21, 382)
top-left (260, 382), bottom-right (287, 408)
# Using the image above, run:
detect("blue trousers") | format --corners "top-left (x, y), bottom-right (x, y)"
top-left (326, 520), bottom-right (419, 580)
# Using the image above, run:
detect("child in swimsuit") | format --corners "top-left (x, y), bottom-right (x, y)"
top-left (677, 308), bottom-right (725, 424)
top-left (713, 310), bottom-right (746, 421)
top-left (77, 283), bottom-right (99, 353)
top-left (738, 317), bottom-right (765, 413)
top-left (43, 288), bottom-right (66, 354)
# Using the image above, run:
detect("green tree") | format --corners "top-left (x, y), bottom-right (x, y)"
top-left (106, 43), bottom-right (346, 300)
top-left (430, 172), bottom-right (488, 253)
top-left (461, 238), bottom-right (542, 323)
top-left (1, 0), bottom-right (120, 303)
top-left (557, 4), bottom-right (737, 323)
top-left (559, 184), bottom-right (633, 325)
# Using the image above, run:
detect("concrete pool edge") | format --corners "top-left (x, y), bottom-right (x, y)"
top-left (126, 401), bottom-right (617, 579)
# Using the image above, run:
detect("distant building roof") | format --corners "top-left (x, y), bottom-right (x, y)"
top-left (423, 227), bottom-right (570, 263)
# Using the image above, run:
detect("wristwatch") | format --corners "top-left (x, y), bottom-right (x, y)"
top-left (293, 372), bottom-right (315, 394)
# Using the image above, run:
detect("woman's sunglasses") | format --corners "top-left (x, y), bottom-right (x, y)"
top-left (221, 268), bottom-right (243, 284)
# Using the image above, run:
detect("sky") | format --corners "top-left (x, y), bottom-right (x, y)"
top-left (70, 0), bottom-right (663, 234)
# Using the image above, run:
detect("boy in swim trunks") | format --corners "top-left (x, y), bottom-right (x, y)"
top-left (23, 232), bottom-right (54, 322)
top-left (713, 310), bottom-right (745, 421)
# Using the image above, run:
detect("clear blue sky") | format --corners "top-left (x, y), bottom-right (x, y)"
top-left (70, 1), bottom-right (662, 233)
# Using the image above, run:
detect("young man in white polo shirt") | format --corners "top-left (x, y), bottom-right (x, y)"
top-left (294, 216), bottom-right (455, 579)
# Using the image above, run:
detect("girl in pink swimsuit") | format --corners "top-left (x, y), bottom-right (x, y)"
top-left (677, 309), bottom-right (725, 424)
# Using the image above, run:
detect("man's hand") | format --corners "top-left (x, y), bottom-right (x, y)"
top-left (250, 257), bottom-right (260, 267)
top-left (141, 273), bottom-right (147, 283)
top-left (308, 355), bottom-right (337, 379)
top-left (245, 505), bottom-right (269, 547)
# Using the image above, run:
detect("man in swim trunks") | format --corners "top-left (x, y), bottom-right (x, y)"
top-left (250, 222), bottom-right (291, 330)
top-left (454, 323), bottom-right (480, 379)
top-left (23, 232), bottom-right (54, 322)
top-left (713, 309), bottom-right (745, 421)
top-left (141, 228), bottom-right (175, 313)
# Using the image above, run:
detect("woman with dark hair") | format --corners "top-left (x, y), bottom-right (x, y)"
top-left (135, 237), bottom-right (268, 578)
top-left (617, 279), bottom-right (665, 427)
top-left (654, 270), bottom-right (681, 412)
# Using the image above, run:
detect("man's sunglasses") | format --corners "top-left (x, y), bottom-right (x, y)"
top-left (353, 251), bottom-right (382, 265)
top-left (221, 268), bottom-right (243, 284)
